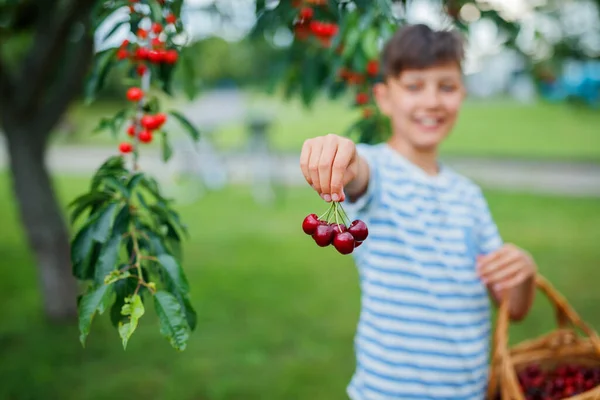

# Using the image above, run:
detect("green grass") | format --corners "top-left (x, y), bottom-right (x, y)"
top-left (0, 175), bottom-right (599, 399)
top-left (56, 91), bottom-right (600, 162)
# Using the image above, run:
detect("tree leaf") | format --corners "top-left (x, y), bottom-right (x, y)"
top-left (103, 18), bottom-right (130, 42)
top-left (78, 283), bottom-right (114, 346)
top-left (168, 110), bottom-right (200, 141)
top-left (91, 202), bottom-right (118, 243)
top-left (94, 233), bottom-right (122, 284)
top-left (71, 222), bottom-right (97, 280)
top-left (85, 47), bottom-right (118, 104)
top-left (69, 191), bottom-right (113, 224)
top-left (111, 277), bottom-right (138, 327)
top-left (117, 294), bottom-right (145, 350)
top-left (153, 291), bottom-right (190, 351)
top-left (157, 253), bottom-right (189, 295)
top-left (161, 132), bottom-right (173, 162)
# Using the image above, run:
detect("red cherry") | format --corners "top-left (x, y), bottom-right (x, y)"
top-left (136, 63), bottom-right (147, 76)
top-left (354, 241), bottom-right (363, 248)
top-left (356, 92), bottom-right (369, 105)
top-left (116, 49), bottom-right (129, 60)
top-left (348, 220), bottom-right (368, 241)
top-left (137, 28), bottom-right (148, 39)
top-left (367, 60), bottom-right (379, 76)
top-left (148, 50), bottom-right (162, 64)
top-left (299, 7), bottom-right (313, 19)
top-left (126, 87), bottom-right (143, 101)
top-left (151, 37), bottom-right (164, 48)
top-left (152, 22), bottom-right (163, 34)
top-left (127, 125), bottom-right (136, 137)
top-left (163, 49), bottom-right (178, 64)
top-left (585, 379), bottom-right (595, 390)
top-left (564, 386), bottom-right (575, 397)
top-left (333, 231), bottom-right (355, 255)
top-left (141, 115), bottom-right (157, 130)
top-left (154, 112), bottom-right (167, 128)
top-left (119, 142), bottom-right (133, 153)
top-left (135, 47), bottom-right (149, 60)
top-left (302, 214), bottom-right (319, 235)
top-left (121, 39), bottom-right (130, 48)
top-left (138, 130), bottom-right (153, 143)
top-left (166, 14), bottom-right (177, 24)
top-left (312, 224), bottom-right (333, 247)
top-left (330, 223), bottom-right (347, 234)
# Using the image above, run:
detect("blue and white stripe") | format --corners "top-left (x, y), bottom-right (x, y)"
top-left (343, 143), bottom-right (503, 400)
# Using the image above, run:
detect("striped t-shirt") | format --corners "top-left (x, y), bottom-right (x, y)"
top-left (343, 143), bottom-right (503, 400)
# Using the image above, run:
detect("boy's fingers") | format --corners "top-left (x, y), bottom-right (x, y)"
top-left (481, 262), bottom-right (521, 285)
top-left (300, 140), bottom-right (313, 186)
top-left (330, 140), bottom-right (355, 201)
top-left (478, 251), bottom-right (520, 280)
top-left (318, 137), bottom-right (338, 199)
top-left (308, 143), bottom-right (323, 195)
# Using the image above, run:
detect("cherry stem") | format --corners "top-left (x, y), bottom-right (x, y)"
top-left (337, 202), bottom-right (351, 226)
top-left (334, 202), bottom-right (341, 230)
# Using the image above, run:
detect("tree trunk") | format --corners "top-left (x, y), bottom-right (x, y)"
top-left (5, 128), bottom-right (77, 321)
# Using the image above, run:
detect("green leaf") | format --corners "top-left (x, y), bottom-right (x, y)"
top-left (117, 294), bottom-right (145, 350)
top-left (94, 233), bottom-right (122, 284)
top-left (154, 291), bottom-right (190, 351)
top-left (92, 202), bottom-right (118, 243)
top-left (161, 133), bottom-right (173, 162)
top-left (103, 18), bottom-right (130, 42)
top-left (110, 277), bottom-right (138, 327)
top-left (71, 222), bottom-right (97, 280)
top-left (103, 176), bottom-right (130, 198)
top-left (157, 254), bottom-right (189, 295)
top-left (178, 48), bottom-right (197, 100)
top-left (85, 47), bottom-right (118, 104)
top-left (301, 55), bottom-right (319, 107)
top-left (168, 110), bottom-right (200, 141)
top-left (78, 283), bottom-right (114, 346)
top-left (362, 28), bottom-right (380, 60)
top-left (69, 191), bottom-right (113, 224)
top-left (148, 0), bottom-right (163, 22)
top-left (112, 203), bottom-right (131, 235)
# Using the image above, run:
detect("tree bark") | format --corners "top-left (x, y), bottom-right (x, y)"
top-left (4, 129), bottom-right (77, 321)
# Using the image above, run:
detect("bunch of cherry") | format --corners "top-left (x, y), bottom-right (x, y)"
top-left (119, 87), bottom-right (167, 153)
top-left (302, 201), bottom-right (368, 255)
top-left (495, 363), bottom-right (600, 400)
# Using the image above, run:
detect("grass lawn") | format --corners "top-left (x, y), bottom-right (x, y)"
top-left (54, 91), bottom-right (600, 162)
top-left (0, 175), bottom-right (599, 399)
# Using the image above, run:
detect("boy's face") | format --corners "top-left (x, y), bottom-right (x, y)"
top-left (373, 62), bottom-right (465, 152)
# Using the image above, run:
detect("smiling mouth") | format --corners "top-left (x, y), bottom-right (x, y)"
top-left (413, 117), bottom-right (445, 129)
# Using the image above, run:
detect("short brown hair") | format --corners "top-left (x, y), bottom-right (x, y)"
top-left (381, 24), bottom-right (465, 80)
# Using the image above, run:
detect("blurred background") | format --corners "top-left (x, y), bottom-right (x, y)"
top-left (0, 0), bottom-right (599, 399)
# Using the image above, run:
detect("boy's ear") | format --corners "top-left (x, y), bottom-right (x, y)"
top-left (373, 82), bottom-right (392, 116)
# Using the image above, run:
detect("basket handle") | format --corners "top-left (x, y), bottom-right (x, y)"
top-left (494, 273), bottom-right (600, 358)
top-left (486, 274), bottom-right (600, 400)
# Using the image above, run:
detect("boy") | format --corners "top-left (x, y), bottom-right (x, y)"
top-left (299, 24), bottom-right (538, 399)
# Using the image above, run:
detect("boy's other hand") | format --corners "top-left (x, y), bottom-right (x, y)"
top-left (476, 243), bottom-right (537, 293)
top-left (300, 134), bottom-right (358, 202)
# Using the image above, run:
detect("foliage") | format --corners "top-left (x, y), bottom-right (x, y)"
top-left (71, 0), bottom-right (200, 351)
top-left (253, 0), bottom-right (600, 144)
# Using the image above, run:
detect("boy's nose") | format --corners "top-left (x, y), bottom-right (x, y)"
top-left (421, 89), bottom-right (442, 109)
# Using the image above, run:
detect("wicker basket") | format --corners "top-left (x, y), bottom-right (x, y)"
top-left (486, 274), bottom-right (600, 400)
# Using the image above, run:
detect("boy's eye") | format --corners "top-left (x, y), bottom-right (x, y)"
top-left (440, 84), bottom-right (457, 92)
top-left (404, 83), bottom-right (421, 91)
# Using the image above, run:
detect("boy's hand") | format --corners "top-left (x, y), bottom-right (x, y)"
top-left (476, 243), bottom-right (537, 292)
top-left (300, 134), bottom-right (359, 202)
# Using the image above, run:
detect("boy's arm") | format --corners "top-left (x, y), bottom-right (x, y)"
top-left (344, 154), bottom-right (370, 203)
